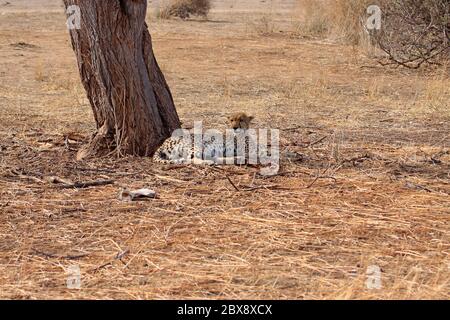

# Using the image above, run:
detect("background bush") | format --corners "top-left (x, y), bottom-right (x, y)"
top-left (158, 0), bottom-right (211, 20)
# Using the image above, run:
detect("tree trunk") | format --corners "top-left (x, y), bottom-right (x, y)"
top-left (63, 0), bottom-right (180, 159)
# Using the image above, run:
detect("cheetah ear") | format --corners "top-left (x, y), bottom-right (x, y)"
top-left (247, 115), bottom-right (255, 122)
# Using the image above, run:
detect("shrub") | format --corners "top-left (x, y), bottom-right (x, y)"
top-left (374, 0), bottom-right (450, 69)
top-left (159, 0), bottom-right (211, 20)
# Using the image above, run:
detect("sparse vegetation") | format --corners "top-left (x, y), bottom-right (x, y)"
top-left (248, 15), bottom-right (276, 36)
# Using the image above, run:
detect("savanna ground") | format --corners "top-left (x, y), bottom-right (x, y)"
top-left (0, 0), bottom-right (449, 299)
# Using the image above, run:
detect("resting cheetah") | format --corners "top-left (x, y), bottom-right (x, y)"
top-left (153, 112), bottom-right (257, 165)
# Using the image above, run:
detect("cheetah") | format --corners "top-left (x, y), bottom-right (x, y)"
top-left (152, 112), bottom-right (258, 165)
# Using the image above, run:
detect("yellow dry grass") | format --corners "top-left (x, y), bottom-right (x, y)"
top-left (292, 0), bottom-right (373, 42)
top-left (0, 0), bottom-right (449, 299)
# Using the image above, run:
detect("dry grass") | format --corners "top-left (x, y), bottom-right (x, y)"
top-left (419, 73), bottom-right (450, 117)
top-left (293, 0), bottom-right (373, 45)
top-left (292, 0), bottom-right (331, 37)
top-left (0, 0), bottom-right (449, 300)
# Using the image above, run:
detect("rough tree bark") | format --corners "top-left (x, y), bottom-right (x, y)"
top-left (63, 0), bottom-right (180, 159)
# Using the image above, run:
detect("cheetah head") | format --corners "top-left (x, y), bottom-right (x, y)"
top-left (228, 112), bottom-right (254, 131)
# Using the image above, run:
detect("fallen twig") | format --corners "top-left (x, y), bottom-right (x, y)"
top-left (307, 135), bottom-right (328, 147)
top-left (241, 184), bottom-right (282, 191)
top-left (50, 178), bottom-right (115, 189)
top-left (32, 248), bottom-right (89, 260)
top-left (307, 166), bottom-right (332, 189)
top-left (226, 175), bottom-right (240, 191)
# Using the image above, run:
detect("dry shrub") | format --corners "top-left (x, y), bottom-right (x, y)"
top-left (158, 0), bottom-right (211, 20)
top-left (375, 0), bottom-right (450, 69)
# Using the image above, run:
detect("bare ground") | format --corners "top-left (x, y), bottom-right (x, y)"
top-left (0, 0), bottom-right (449, 299)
